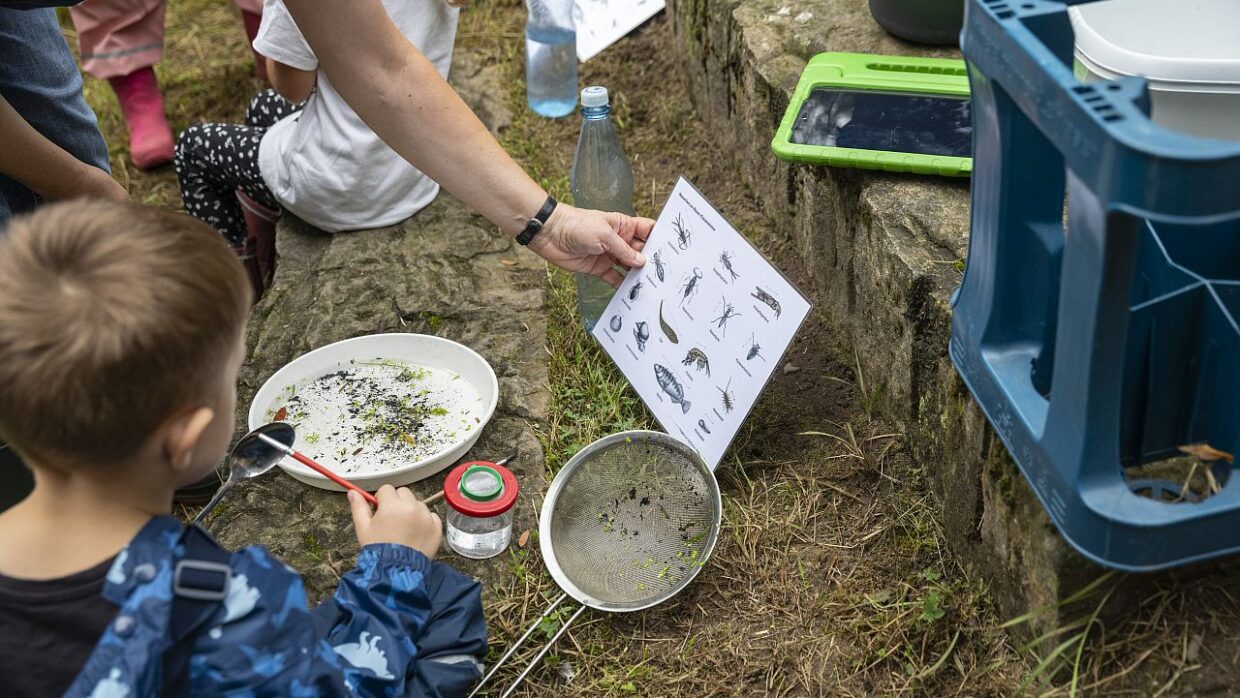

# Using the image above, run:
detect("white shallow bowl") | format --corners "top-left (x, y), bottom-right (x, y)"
top-left (248, 333), bottom-right (499, 491)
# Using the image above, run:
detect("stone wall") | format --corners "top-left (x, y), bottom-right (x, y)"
top-left (665, 0), bottom-right (1105, 626)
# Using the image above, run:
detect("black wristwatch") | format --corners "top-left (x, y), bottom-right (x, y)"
top-left (516, 196), bottom-right (557, 246)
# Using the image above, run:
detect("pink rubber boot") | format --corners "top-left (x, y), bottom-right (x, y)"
top-left (240, 10), bottom-right (269, 84)
top-left (108, 67), bottom-right (174, 170)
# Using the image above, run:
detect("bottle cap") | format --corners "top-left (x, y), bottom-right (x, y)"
top-left (581, 86), bottom-right (609, 108)
top-left (444, 460), bottom-right (519, 517)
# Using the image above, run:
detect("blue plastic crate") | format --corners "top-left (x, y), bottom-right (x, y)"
top-left (952, 0), bottom-right (1240, 571)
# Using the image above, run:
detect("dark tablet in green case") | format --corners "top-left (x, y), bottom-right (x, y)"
top-left (772, 53), bottom-right (972, 177)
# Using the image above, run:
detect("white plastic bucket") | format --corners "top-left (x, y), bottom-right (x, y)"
top-left (1069, 0), bottom-right (1240, 141)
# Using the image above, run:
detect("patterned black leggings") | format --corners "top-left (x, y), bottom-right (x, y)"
top-left (174, 90), bottom-right (302, 247)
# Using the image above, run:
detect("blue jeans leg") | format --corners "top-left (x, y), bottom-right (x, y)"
top-left (0, 6), bottom-right (111, 229)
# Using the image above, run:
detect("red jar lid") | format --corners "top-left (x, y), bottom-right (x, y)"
top-left (443, 461), bottom-right (518, 517)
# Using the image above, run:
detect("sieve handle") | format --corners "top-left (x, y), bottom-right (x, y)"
top-left (468, 592), bottom-right (567, 697)
top-left (499, 605), bottom-right (588, 698)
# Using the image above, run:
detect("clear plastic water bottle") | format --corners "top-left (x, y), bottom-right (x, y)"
top-left (443, 461), bottom-right (518, 560)
top-left (525, 0), bottom-right (577, 118)
top-left (570, 86), bottom-right (635, 331)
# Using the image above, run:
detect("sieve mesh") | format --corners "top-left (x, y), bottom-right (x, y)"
top-left (543, 432), bottom-right (720, 611)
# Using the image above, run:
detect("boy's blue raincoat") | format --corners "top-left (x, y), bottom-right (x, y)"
top-left (62, 517), bottom-right (486, 697)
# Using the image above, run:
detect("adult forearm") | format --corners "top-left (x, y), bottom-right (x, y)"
top-left (282, 0), bottom-right (546, 235)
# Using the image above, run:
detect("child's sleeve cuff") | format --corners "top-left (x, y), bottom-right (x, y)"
top-left (357, 543), bottom-right (433, 575)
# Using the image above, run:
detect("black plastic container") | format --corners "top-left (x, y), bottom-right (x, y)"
top-left (868, 0), bottom-right (964, 46)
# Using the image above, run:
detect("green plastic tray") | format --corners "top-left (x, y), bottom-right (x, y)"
top-left (771, 52), bottom-right (972, 177)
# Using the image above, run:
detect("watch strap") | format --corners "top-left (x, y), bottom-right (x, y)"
top-left (516, 196), bottom-right (557, 246)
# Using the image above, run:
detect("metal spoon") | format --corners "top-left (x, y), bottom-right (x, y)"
top-left (193, 422), bottom-right (295, 525)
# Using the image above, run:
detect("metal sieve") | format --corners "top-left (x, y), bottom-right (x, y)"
top-left (469, 430), bottom-right (722, 698)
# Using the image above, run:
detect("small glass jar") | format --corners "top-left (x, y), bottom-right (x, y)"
top-left (444, 461), bottom-right (518, 559)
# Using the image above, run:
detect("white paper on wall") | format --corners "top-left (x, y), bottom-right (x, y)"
top-left (591, 177), bottom-right (813, 469)
top-left (573, 0), bottom-right (665, 62)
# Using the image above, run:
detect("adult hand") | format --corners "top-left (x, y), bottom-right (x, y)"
top-left (349, 485), bottom-right (442, 559)
top-left (527, 204), bottom-right (653, 287)
top-left (37, 163), bottom-right (127, 203)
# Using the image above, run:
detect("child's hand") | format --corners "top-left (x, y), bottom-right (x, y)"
top-left (348, 485), bottom-right (442, 559)
top-left (35, 162), bottom-right (127, 204)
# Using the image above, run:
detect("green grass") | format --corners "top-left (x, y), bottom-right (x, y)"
top-left (486, 46), bottom-right (655, 474)
top-left (541, 272), bottom-right (652, 471)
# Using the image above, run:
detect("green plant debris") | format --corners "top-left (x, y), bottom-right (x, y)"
top-left (279, 360), bottom-right (482, 473)
top-left (419, 311), bottom-right (445, 331)
top-left (303, 532), bottom-right (325, 561)
top-left (537, 604), bottom-right (576, 641)
top-left (395, 364), bottom-right (431, 383)
top-left (920, 591), bottom-right (946, 623)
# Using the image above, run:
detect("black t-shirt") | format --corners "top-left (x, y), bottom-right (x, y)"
top-left (0, 556), bottom-right (118, 697)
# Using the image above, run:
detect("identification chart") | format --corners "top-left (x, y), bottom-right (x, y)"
top-left (592, 178), bottom-right (812, 469)
top-left (573, 0), bottom-right (664, 62)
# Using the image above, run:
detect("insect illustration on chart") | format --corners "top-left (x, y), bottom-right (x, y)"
top-left (652, 250), bottom-right (666, 282)
top-left (712, 297), bottom-right (740, 336)
top-left (672, 213), bottom-right (693, 251)
top-left (717, 378), bottom-right (735, 413)
top-left (654, 364), bottom-right (692, 414)
top-left (745, 333), bottom-right (764, 361)
top-left (719, 250), bottom-right (740, 281)
top-left (680, 268), bottom-right (704, 305)
top-left (698, 419), bottom-right (711, 435)
top-left (752, 286), bottom-right (782, 318)
top-left (628, 280), bottom-right (644, 302)
top-left (634, 321), bottom-right (650, 352)
top-left (609, 315), bottom-right (623, 333)
top-left (681, 347), bottom-right (710, 376)
top-left (658, 301), bottom-right (679, 344)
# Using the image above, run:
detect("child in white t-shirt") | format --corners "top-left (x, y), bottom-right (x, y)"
top-left (174, 0), bottom-right (460, 252)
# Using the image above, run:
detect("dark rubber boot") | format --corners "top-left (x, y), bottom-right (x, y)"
top-left (237, 189), bottom-right (280, 298)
